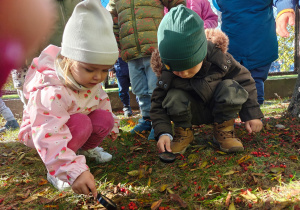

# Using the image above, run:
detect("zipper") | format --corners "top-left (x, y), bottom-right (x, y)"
top-left (130, 0), bottom-right (141, 54)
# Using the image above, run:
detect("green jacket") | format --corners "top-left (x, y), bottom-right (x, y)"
top-left (26, 0), bottom-right (82, 65)
top-left (108, 0), bottom-right (185, 62)
top-left (150, 30), bottom-right (264, 138)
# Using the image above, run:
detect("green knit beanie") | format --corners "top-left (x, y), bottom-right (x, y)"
top-left (157, 5), bottom-right (207, 71)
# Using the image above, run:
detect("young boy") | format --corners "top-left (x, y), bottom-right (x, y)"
top-left (150, 5), bottom-right (264, 154)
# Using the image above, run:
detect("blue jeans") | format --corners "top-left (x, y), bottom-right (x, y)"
top-left (115, 58), bottom-right (130, 107)
top-left (249, 63), bottom-right (272, 105)
top-left (128, 57), bottom-right (157, 117)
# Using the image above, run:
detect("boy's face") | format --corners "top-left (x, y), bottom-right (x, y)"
top-left (172, 62), bottom-right (203, 79)
top-left (70, 62), bottom-right (112, 88)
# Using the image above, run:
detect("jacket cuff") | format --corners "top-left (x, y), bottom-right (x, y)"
top-left (275, 0), bottom-right (295, 14)
top-left (239, 106), bottom-right (264, 122)
top-left (276, 9), bottom-right (295, 21)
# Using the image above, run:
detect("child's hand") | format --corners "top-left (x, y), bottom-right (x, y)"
top-left (245, 119), bottom-right (263, 134)
top-left (108, 133), bottom-right (118, 141)
top-left (157, 135), bottom-right (172, 153)
top-left (276, 11), bottom-right (295, 38)
top-left (72, 171), bottom-right (97, 198)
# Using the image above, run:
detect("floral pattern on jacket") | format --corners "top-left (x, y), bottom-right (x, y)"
top-left (18, 45), bottom-right (119, 185)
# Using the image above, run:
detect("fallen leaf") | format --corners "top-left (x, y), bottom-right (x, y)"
top-left (289, 155), bottom-right (298, 161)
top-left (265, 123), bottom-right (272, 130)
top-left (216, 151), bottom-right (227, 155)
top-left (127, 170), bottom-right (139, 176)
top-left (228, 202), bottom-right (236, 210)
top-left (240, 190), bottom-right (257, 202)
top-left (170, 194), bottom-right (187, 208)
top-left (38, 178), bottom-right (48, 186)
top-left (224, 170), bottom-right (238, 176)
top-left (147, 177), bottom-right (151, 187)
top-left (270, 167), bottom-right (284, 174)
top-left (151, 199), bottom-right (162, 210)
top-left (237, 155), bottom-right (251, 165)
top-left (167, 188), bottom-right (174, 194)
top-left (178, 163), bottom-right (187, 168)
top-left (225, 192), bottom-right (231, 206)
top-left (18, 152), bottom-right (26, 161)
top-left (199, 161), bottom-right (208, 169)
top-left (188, 154), bottom-right (198, 164)
top-left (251, 173), bottom-right (265, 177)
top-left (138, 168), bottom-right (146, 179)
top-left (159, 184), bottom-right (168, 192)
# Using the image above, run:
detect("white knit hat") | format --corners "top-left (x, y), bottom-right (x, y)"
top-left (61, 0), bottom-right (118, 65)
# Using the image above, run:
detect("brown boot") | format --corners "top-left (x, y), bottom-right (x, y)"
top-left (213, 119), bottom-right (244, 153)
top-left (171, 127), bottom-right (194, 154)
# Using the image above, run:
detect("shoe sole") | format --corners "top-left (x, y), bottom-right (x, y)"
top-left (212, 137), bottom-right (244, 153)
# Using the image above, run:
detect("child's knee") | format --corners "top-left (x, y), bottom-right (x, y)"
top-left (67, 113), bottom-right (93, 140)
top-left (89, 109), bottom-right (115, 133)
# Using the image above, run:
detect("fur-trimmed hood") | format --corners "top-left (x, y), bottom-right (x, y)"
top-left (151, 29), bottom-right (229, 76)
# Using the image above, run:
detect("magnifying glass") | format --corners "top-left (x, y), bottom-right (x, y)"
top-left (96, 193), bottom-right (118, 210)
top-left (158, 147), bottom-right (176, 163)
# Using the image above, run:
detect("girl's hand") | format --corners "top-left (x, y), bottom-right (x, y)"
top-left (72, 171), bottom-right (97, 198)
top-left (245, 119), bottom-right (263, 134)
top-left (157, 135), bottom-right (171, 153)
top-left (108, 133), bottom-right (118, 141)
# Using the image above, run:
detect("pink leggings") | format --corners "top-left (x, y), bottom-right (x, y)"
top-left (66, 109), bottom-right (114, 152)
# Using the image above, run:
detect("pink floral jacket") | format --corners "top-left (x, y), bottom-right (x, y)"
top-left (18, 45), bottom-right (119, 185)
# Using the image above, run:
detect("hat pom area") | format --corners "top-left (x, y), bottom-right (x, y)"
top-left (157, 5), bottom-right (207, 72)
top-left (61, 0), bottom-right (118, 65)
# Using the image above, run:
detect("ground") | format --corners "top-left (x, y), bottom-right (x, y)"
top-left (0, 98), bottom-right (300, 210)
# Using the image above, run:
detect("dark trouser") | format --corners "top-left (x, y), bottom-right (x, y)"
top-left (248, 63), bottom-right (272, 105)
top-left (162, 80), bottom-right (249, 128)
top-left (115, 58), bottom-right (131, 107)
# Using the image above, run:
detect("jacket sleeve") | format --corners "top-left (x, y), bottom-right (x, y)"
top-left (150, 71), bottom-right (174, 140)
top-left (224, 53), bottom-right (264, 122)
top-left (161, 0), bottom-right (186, 11)
top-left (97, 94), bottom-right (120, 134)
top-left (29, 86), bottom-right (89, 185)
top-left (198, 0), bottom-right (218, 29)
top-left (107, 0), bottom-right (120, 49)
top-left (274, 0), bottom-right (296, 13)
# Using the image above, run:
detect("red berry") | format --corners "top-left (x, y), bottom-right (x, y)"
top-left (248, 203), bottom-right (252, 208)
top-left (289, 174), bottom-right (293, 178)
top-left (194, 181), bottom-right (197, 185)
top-left (148, 193), bottom-right (151, 197)
top-left (121, 207), bottom-right (125, 210)
top-left (194, 193), bottom-right (198, 197)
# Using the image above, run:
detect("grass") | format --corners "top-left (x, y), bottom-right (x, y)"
top-left (0, 98), bottom-right (300, 209)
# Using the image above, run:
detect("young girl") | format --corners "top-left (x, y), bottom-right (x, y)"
top-left (164, 0), bottom-right (218, 29)
top-left (18, 0), bottom-right (119, 198)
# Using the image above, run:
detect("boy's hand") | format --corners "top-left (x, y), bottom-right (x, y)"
top-left (72, 171), bottom-right (97, 198)
top-left (245, 119), bottom-right (263, 134)
top-left (276, 12), bottom-right (295, 38)
top-left (157, 135), bottom-right (172, 153)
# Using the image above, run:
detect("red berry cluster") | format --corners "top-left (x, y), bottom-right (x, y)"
top-left (128, 201), bottom-right (137, 210)
top-left (251, 151), bottom-right (270, 157)
top-left (158, 206), bottom-right (170, 210)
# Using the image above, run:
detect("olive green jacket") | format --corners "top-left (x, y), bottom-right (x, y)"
top-left (108, 0), bottom-right (185, 62)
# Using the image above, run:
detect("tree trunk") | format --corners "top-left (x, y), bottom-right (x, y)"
top-left (287, 3), bottom-right (300, 117)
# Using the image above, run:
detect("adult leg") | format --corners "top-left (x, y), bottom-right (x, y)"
top-left (0, 97), bottom-right (19, 133)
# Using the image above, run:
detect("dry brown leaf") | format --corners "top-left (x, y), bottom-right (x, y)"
top-left (251, 173), bottom-right (265, 177)
top-left (225, 192), bottom-right (231, 207)
top-left (151, 199), bottom-right (162, 210)
top-left (289, 155), bottom-right (298, 161)
top-left (38, 178), bottom-right (48, 186)
top-left (170, 194), bottom-right (187, 208)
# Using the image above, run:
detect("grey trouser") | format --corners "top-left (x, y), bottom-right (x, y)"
top-left (0, 98), bottom-right (15, 122)
top-left (162, 79), bottom-right (248, 128)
